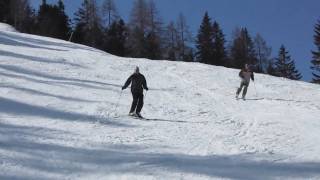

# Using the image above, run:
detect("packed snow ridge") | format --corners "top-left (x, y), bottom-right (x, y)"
top-left (0, 23), bottom-right (17, 32)
top-left (0, 23), bottom-right (320, 180)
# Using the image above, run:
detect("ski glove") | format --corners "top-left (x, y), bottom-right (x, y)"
top-left (121, 86), bottom-right (125, 90)
top-left (145, 87), bottom-right (149, 91)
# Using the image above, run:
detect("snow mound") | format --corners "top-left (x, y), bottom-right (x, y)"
top-left (0, 28), bottom-right (320, 179)
top-left (0, 23), bottom-right (17, 32)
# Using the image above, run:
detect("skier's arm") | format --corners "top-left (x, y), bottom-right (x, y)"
top-left (239, 70), bottom-right (244, 78)
top-left (122, 75), bottom-right (132, 90)
top-left (251, 72), bottom-right (254, 81)
top-left (142, 75), bottom-right (148, 90)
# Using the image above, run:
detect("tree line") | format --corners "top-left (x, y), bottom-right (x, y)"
top-left (1, 0), bottom-right (319, 83)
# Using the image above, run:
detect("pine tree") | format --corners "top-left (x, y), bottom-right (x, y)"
top-left (230, 27), bottom-right (257, 69)
top-left (56, 0), bottom-right (71, 40)
top-left (104, 19), bottom-right (127, 56)
top-left (183, 48), bottom-right (195, 62)
top-left (196, 12), bottom-right (214, 64)
top-left (212, 21), bottom-right (226, 66)
top-left (37, 0), bottom-right (70, 40)
top-left (37, 0), bottom-right (50, 35)
top-left (266, 59), bottom-right (277, 76)
top-left (72, 1), bottom-right (87, 44)
top-left (73, 0), bottom-right (103, 48)
top-left (20, 5), bottom-right (37, 33)
top-left (0, 0), bottom-right (11, 23)
top-left (274, 45), bottom-right (302, 80)
top-left (311, 19), bottom-right (320, 84)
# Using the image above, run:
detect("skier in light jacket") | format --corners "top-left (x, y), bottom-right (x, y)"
top-left (236, 64), bottom-right (254, 100)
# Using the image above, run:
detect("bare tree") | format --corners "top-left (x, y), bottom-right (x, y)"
top-left (160, 21), bottom-right (179, 60)
top-left (87, 0), bottom-right (100, 30)
top-left (254, 33), bottom-right (272, 73)
top-left (176, 13), bottom-right (193, 61)
top-left (167, 21), bottom-right (178, 49)
top-left (128, 0), bottom-right (164, 59)
top-left (10, 0), bottom-right (30, 31)
top-left (229, 27), bottom-right (256, 68)
top-left (148, 0), bottom-right (163, 33)
top-left (101, 0), bottom-right (119, 27)
top-left (130, 0), bottom-right (149, 31)
top-left (127, 0), bottom-right (149, 57)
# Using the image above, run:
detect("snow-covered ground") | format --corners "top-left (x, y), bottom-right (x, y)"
top-left (0, 23), bottom-right (320, 180)
top-left (0, 23), bottom-right (17, 32)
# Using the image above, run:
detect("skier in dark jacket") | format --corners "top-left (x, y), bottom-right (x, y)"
top-left (236, 64), bottom-right (254, 100)
top-left (122, 66), bottom-right (148, 118)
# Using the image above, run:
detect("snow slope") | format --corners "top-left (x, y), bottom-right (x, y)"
top-left (0, 23), bottom-right (320, 180)
top-left (0, 23), bottom-right (17, 32)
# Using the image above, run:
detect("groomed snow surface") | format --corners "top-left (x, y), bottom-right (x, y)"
top-left (0, 23), bottom-right (17, 32)
top-left (0, 23), bottom-right (320, 180)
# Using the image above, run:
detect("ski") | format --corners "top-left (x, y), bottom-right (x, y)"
top-left (111, 114), bottom-right (147, 120)
top-left (130, 114), bottom-right (146, 120)
top-left (236, 96), bottom-right (246, 101)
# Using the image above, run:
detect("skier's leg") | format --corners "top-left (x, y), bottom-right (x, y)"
top-left (242, 83), bottom-right (249, 98)
top-left (136, 93), bottom-right (144, 113)
top-left (236, 82), bottom-right (244, 96)
top-left (129, 93), bottom-right (139, 114)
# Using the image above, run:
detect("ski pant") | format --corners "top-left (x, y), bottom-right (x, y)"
top-left (236, 81), bottom-right (249, 97)
top-left (129, 92), bottom-right (144, 113)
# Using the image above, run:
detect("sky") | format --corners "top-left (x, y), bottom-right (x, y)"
top-left (30, 0), bottom-right (320, 81)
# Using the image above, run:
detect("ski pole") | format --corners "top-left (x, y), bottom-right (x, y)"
top-left (111, 90), bottom-right (123, 117)
top-left (144, 89), bottom-right (148, 99)
top-left (253, 81), bottom-right (258, 97)
top-left (141, 89), bottom-right (148, 114)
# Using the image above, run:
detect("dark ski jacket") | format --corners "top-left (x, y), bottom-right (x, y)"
top-left (122, 73), bottom-right (148, 94)
top-left (239, 68), bottom-right (254, 82)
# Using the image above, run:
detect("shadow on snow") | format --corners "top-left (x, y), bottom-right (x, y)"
top-left (0, 121), bottom-right (319, 180)
top-left (0, 65), bottom-right (122, 91)
top-left (0, 83), bottom-right (101, 103)
top-left (0, 31), bottom-right (100, 52)
top-left (0, 50), bottom-right (84, 68)
top-left (0, 97), bottom-right (131, 127)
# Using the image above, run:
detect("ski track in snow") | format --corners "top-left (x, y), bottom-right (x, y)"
top-left (0, 23), bottom-right (320, 179)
